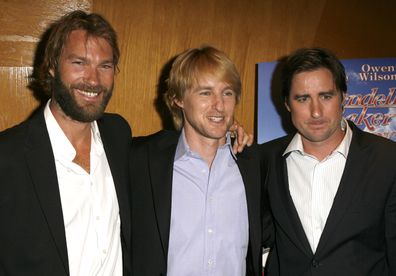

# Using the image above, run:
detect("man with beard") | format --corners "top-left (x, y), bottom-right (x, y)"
top-left (0, 10), bottom-right (131, 276)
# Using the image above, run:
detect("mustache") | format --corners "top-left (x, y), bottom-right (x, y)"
top-left (70, 83), bottom-right (107, 94)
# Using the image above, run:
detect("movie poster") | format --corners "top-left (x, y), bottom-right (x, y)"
top-left (257, 58), bottom-right (396, 143)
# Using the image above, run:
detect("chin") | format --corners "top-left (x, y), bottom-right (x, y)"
top-left (209, 132), bottom-right (228, 140)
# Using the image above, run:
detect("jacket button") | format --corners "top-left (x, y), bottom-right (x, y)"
top-left (312, 259), bottom-right (320, 268)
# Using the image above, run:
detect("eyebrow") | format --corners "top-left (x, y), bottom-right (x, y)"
top-left (318, 90), bottom-right (337, 97)
top-left (65, 54), bottom-right (114, 64)
top-left (65, 53), bottom-right (86, 60)
top-left (320, 90), bottom-right (336, 94)
top-left (293, 90), bottom-right (336, 97)
top-left (194, 85), bottom-right (213, 90)
top-left (193, 84), bottom-right (233, 92)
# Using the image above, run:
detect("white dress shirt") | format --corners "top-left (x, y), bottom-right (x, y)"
top-left (44, 102), bottom-right (122, 276)
top-left (284, 122), bottom-right (352, 253)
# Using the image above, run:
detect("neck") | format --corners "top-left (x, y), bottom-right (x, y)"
top-left (49, 100), bottom-right (92, 173)
top-left (50, 100), bottom-right (92, 144)
top-left (302, 129), bottom-right (346, 161)
top-left (183, 129), bottom-right (226, 168)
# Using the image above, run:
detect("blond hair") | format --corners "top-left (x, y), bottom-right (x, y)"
top-left (165, 46), bottom-right (241, 130)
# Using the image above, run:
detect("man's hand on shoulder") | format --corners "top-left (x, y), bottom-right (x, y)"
top-left (230, 120), bottom-right (253, 154)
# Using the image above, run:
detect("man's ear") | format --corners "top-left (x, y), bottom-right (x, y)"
top-left (174, 98), bottom-right (184, 109)
top-left (285, 100), bottom-right (291, 112)
top-left (341, 92), bottom-right (346, 110)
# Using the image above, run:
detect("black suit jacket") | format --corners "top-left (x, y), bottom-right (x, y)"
top-left (0, 108), bottom-right (132, 276)
top-left (130, 130), bottom-right (272, 276)
top-left (261, 122), bottom-right (396, 276)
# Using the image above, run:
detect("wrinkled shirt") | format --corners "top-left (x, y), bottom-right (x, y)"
top-left (167, 131), bottom-right (249, 276)
top-left (44, 101), bottom-right (122, 276)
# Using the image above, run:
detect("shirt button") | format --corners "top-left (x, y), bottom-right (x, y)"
top-left (312, 259), bottom-right (320, 268)
top-left (208, 259), bottom-right (214, 266)
top-left (208, 228), bottom-right (213, 234)
top-left (96, 216), bottom-right (100, 220)
top-left (102, 249), bottom-right (107, 254)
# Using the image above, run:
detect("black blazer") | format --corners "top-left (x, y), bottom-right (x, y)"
top-left (261, 121), bottom-right (396, 276)
top-left (130, 130), bottom-right (272, 276)
top-left (0, 108), bottom-right (132, 276)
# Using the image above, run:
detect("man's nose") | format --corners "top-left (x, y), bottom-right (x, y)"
top-left (213, 93), bottom-right (225, 111)
top-left (84, 66), bottom-right (100, 86)
top-left (310, 99), bottom-right (322, 118)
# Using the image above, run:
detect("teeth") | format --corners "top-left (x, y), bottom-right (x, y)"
top-left (208, 116), bottom-right (224, 122)
top-left (78, 90), bottom-right (99, 98)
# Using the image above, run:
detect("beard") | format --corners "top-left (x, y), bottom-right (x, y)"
top-left (52, 71), bottom-right (113, 123)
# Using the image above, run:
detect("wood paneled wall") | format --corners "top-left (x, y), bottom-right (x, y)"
top-left (0, 0), bottom-right (90, 130)
top-left (1, 0), bottom-right (395, 137)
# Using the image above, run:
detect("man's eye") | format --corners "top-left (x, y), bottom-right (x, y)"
top-left (223, 90), bottom-right (235, 97)
top-left (199, 90), bottom-right (211, 96)
top-left (296, 96), bottom-right (308, 102)
top-left (72, 60), bottom-right (84, 65)
top-left (321, 94), bottom-right (333, 100)
top-left (101, 64), bottom-right (114, 70)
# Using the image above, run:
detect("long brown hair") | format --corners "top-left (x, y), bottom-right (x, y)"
top-left (36, 10), bottom-right (119, 96)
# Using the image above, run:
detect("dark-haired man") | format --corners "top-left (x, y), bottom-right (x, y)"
top-left (0, 11), bottom-right (131, 276)
top-left (262, 47), bottom-right (396, 276)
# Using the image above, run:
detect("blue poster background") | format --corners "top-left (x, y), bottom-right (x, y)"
top-left (257, 58), bottom-right (396, 143)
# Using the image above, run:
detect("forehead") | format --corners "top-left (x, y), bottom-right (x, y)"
top-left (290, 68), bottom-right (335, 93)
top-left (191, 72), bottom-right (231, 88)
top-left (62, 29), bottom-right (113, 58)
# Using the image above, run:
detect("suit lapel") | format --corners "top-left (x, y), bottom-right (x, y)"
top-left (270, 148), bottom-right (312, 257)
top-left (24, 111), bottom-right (69, 275)
top-left (316, 127), bottom-right (368, 255)
top-left (148, 133), bottom-right (178, 259)
top-left (97, 117), bottom-right (132, 252)
top-left (236, 148), bottom-right (261, 276)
